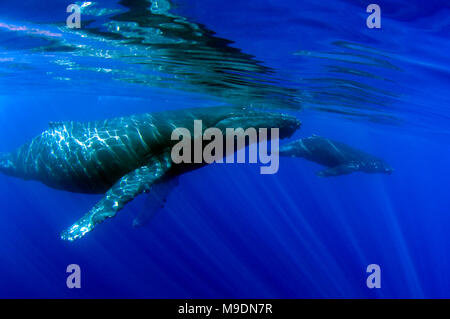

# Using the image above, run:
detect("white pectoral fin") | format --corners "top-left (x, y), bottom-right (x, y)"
top-left (317, 163), bottom-right (359, 177)
top-left (132, 177), bottom-right (179, 228)
top-left (60, 153), bottom-right (172, 242)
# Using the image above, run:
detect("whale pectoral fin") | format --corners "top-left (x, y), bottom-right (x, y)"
top-left (132, 177), bottom-right (179, 228)
top-left (60, 153), bottom-right (172, 242)
top-left (317, 163), bottom-right (359, 177)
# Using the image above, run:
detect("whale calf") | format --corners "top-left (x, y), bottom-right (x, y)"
top-left (0, 107), bottom-right (392, 241)
top-left (279, 135), bottom-right (394, 177)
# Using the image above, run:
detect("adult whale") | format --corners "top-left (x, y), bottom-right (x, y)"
top-left (0, 107), bottom-right (300, 241)
top-left (279, 135), bottom-right (394, 177)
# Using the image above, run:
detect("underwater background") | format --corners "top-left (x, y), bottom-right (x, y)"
top-left (0, 0), bottom-right (449, 298)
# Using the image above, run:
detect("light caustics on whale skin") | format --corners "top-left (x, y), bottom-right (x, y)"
top-left (8, 108), bottom-right (300, 193)
top-left (10, 114), bottom-right (169, 193)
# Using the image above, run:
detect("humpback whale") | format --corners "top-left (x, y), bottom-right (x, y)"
top-left (0, 107), bottom-right (392, 241)
top-left (0, 107), bottom-right (300, 241)
top-left (279, 135), bottom-right (394, 177)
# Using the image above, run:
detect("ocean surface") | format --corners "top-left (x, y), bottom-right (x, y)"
top-left (0, 0), bottom-right (449, 298)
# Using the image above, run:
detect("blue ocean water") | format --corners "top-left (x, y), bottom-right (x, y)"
top-left (0, 0), bottom-right (449, 298)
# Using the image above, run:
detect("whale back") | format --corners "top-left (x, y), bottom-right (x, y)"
top-left (0, 107), bottom-right (301, 194)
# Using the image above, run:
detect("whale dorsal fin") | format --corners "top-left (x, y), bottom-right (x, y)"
top-left (48, 121), bottom-right (65, 130)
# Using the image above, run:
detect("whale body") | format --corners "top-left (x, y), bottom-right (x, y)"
top-left (279, 135), bottom-right (394, 177)
top-left (0, 107), bottom-right (300, 241)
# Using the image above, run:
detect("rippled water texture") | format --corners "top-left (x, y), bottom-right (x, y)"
top-left (0, 0), bottom-right (449, 127)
